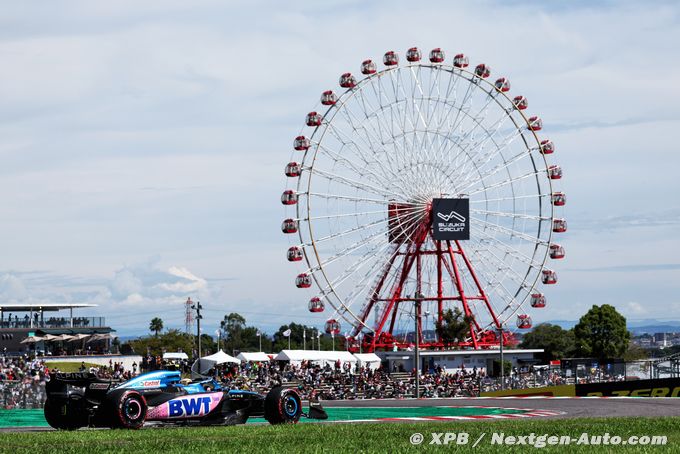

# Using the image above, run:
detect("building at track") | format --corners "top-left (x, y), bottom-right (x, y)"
top-left (377, 348), bottom-right (544, 374)
top-left (0, 303), bottom-right (115, 355)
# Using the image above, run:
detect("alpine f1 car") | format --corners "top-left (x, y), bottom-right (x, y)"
top-left (44, 370), bottom-right (327, 429)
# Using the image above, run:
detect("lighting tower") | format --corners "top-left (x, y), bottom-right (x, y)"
top-left (184, 297), bottom-right (194, 334)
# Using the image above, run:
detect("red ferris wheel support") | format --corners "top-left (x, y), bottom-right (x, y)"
top-left (348, 216), bottom-right (514, 353)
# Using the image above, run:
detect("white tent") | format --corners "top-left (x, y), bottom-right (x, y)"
top-left (274, 350), bottom-right (316, 364)
top-left (324, 351), bottom-right (358, 364)
top-left (236, 352), bottom-right (270, 362)
top-left (202, 350), bottom-right (241, 364)
top-left (274, 350), bottom-right (358, 368)
top-left (354, 353), bottom-right (382, 370)
top-left (163, 352), bottom-right (189, 360)
top-left (191, 350), bottom-right (241, 378)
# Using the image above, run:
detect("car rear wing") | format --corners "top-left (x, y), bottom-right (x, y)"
top-left (46, 372), bottom-right (118, 397)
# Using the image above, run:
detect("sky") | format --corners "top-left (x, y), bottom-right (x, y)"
top-left (0, 0), bottom-right (679, 337)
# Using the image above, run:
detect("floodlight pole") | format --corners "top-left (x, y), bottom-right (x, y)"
top-left (415, 297), bottom-right (421, 399)
top-left (192, 301), bottom-right (203, 359)
top-left (499, 325), bottom-right (504, 390)
top-left (197, 304), bottom-right (201, 358)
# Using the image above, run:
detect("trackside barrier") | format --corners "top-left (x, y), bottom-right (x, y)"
top-left (481, 384), bottom-right (575, 397)
top-left (576, 377), bottom-right (680, 397)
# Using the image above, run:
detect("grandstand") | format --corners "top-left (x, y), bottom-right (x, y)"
top-left (0, 303), bottom-right (115, 356)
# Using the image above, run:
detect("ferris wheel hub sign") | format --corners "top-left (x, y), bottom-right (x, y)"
top-left (432, 198), bottom-right (470, 240)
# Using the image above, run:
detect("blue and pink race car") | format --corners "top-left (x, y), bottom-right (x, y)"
top-left (44, 370), bottom-right (326, 429)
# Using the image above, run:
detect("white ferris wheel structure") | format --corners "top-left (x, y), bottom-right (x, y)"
top-left (281, 47), bottom-right (566, 352)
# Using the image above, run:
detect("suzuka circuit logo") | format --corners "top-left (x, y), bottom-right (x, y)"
top-left (432, 198), bottom-right (470, 241)
top-left (436, 211), bottom-right (466, 223)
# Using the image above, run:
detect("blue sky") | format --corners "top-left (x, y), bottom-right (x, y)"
top-left (0, 1), bottom-right (679, 336)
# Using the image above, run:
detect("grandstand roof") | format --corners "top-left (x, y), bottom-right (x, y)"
top-left (0, 303), bottom-right (97, 312)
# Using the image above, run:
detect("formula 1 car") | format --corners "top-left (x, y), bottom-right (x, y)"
top-left (44, 370), bottom-right (327, 429)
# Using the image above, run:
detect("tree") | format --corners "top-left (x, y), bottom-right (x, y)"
top-left (491, 359), bottom-right (512, 377)
top-left (224, 313), bottom-right (246, 333)
top-left (520, 323), bottom-right (576, 362)
top-left (200, 333), bottom-right (217, 355)
top-left (222, 313), bottom-right (247, 353)
top-left (220, 313), bottom-right (272, 353)
top-left (436, 308), bottom-right (473, 346)
top-left (573, 304), bottom-right (630, 360)
top-left (125, 329), bottom-right (194, 357)
top-left (623, 343), bottom-right (647, 361)
top-left (149, 317), bottom-right (164, 337)
top-left (272, 323), bottom-right (336, 351)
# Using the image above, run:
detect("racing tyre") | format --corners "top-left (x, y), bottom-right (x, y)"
top-left (264, 386), bottom-right (302, 425)
top-left (109, 390), bottom-right (147, 429)
top-left (44, 398), bottom-right (87, 430)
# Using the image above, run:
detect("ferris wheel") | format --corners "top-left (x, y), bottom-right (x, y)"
top-left (281, 47), bottom-right (566, 352)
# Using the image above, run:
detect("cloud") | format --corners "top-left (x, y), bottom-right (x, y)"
top-left (0, 274), bottom-right (29, 302)
top-left (1, 0), bottom-right (679, 334)
top-left (110, 268), bottom-right (143, 299)
top-left (545, 116), bottom-right (680, 133)
top-left (570, 209), bottom-right (680, 234)
top-left (623, 301), bottom-right (646, 317)
top-left (568, 264), bottom-right (680, 273)
top-left (109, 258), bottom-right (211, 302)
top-left (0, 260), bottom-right (227, 335)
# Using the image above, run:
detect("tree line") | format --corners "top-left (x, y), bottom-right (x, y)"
top-left (520, 304), bottom-right (642, 362)
top-left (121, 313), bottom-right (341, 357)
top-left (125, 303), bottom-right (641, 362)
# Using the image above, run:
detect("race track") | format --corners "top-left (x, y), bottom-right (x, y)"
top-left (2, 397), bottom-right (679, 432)
top-left (323, 397), bottom-right (680, 419)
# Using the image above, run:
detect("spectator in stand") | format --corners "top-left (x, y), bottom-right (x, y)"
top-left (0, 351), bottom-right (627, 409)
top-left (0, 355), bottom-right (138, 409)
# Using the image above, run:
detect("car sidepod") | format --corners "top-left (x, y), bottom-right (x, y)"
top-left (145, 391), bottom-right (225, 421)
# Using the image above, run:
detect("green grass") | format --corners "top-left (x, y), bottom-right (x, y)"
top-left (0, 417), bottom-right (678, 453)
top-left (43, 362), bottom-right (100, 373)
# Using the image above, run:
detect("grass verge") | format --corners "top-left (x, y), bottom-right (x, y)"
top-left (0, 417), bottom-right (678, 453)
top-left (43, 362), bottom-right (101, 373)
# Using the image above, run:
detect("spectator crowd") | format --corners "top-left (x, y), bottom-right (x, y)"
top-left (1, 356), bottom-right (49, 409)
top-left (1, 353), bottom-right (627, 409)
top-left (210, 360), bottom-right (482, 400)
top-left (0, 355), bottom-right (134, 409)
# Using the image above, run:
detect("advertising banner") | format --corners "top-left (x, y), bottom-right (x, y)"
top-left (576, 377), bottom-right (680, 397)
